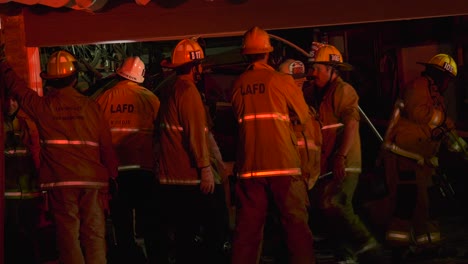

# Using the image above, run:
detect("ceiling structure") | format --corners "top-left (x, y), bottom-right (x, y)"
top-left (0, 0), bottom-right (464, 47)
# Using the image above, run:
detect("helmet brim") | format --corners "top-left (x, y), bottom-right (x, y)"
top-left (40, 71), bottom-right (75, 80)
top-left (308, 61), bottom-right (353, 71)
top-left (160, 59), bottom-right (204, 69)
top-left (417, 62), bottom-right (456, 77)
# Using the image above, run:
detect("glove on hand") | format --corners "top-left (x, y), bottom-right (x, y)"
top-left (200, 166), bottom-right (215, 194)
top-left (332, 154), bottom-right (346, 182)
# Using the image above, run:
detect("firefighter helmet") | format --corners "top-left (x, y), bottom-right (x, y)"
top-left (117, 56), bottom-right (145, 83)
top-left (308, 43), bottom-right (353, 71)
top-left (279, 59), bottom-right (305, 79)
top-left (161, 38), bottom-right (204, 68)
top-left (418, 54), bottom-right (457, 77)
top-left (40, 50), bottom-right (78, 80)
top-left (241, 26), bottom-right (274, 55)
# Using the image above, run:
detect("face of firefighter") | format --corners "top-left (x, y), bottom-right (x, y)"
top-left (7, 98), bottom-right (18, 116)
top-left (438, 75), bottom-right (454, 95)
top-left (309, 63), bottom-right (333, 88)
top-left (192, 63), bottom-right (203, 83)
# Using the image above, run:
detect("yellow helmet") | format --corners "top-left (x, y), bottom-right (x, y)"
top-left (278, 59), bottom-right (305, 79)
top-left (418, 54), bottom-right (457, 77)
top-left (40, 50), bottom-right (78, 80)
top-left (117, 56), bottom-right (145, 83)
top-left (161, 38), bottom-right (204, 68)
top-left (308, 43), bottom-right (352, 71)
top-left (241, 26), bottom-right (273, 55)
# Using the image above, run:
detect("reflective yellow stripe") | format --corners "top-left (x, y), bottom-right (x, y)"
top-left (321, 123), bottom-right (343, 130)
top-left (111, 128), bottom-right (154, 133)
top-left (238, 112), bottom-right (290, 123)
top-left (40, 181), bottom-right (108, 188)
top-left (239, 168), bottom-right (301, 178)
top-left (159, 178), bottom-right (201, 185)
top-left (4, 149), bottom-right (28, 155)
top-left (319, 167), bottom-right (362, 179)
top-left (297, 139), bottom-right (319, 150)
top-left (5, 191), bottom-right (42, 198)
top-left (118, 165), bottom-right (141, 171)
top-left (41, 139), bottom-right (99, 147)
top-left (386, 231), bottom-right (411, 241)
top-left (111, 128), bottom-right (139, 132)
top-left (160, 123), bottom-right (183, 131)
top-left (160, 123), bottom-right (208, 132)
top-left (415, 232), bottom-right (441, 244)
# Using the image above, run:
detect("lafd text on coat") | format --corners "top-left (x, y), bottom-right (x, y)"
top-left (241, 83), bottom-right (266, 95)
top-left (111, 104), bottom-right (134, 113)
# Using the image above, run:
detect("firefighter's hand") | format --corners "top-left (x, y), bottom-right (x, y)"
top-left (332, 154), bottom-right (346, 182)
top-left (200, 166), bottom-right (215, 194)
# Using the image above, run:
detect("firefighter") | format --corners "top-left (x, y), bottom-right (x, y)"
top-left (3, 95), bottom-right (44, 263)
top-left (382, 54), bottom-right (464, 257)
top-left (278, 59), bottom-right (322, 190)
top-left (0, 49), bottom-right (118, 264)
top-left (306, 43), bottom-right (386, 263)
top-left (230, 26), bottom-right (315, 264)
top-left (154, 38), bottom-right (227, 264)
top-left (94, 56), bottom-right (160, 263)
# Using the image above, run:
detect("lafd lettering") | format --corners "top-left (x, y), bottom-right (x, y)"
top-left (110, 104), bottom-right (134, 113)
top-left (241, 83), bottom-right (265, 95)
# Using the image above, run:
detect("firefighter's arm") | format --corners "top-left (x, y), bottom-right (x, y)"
top-left (281, 75), bottom-right (310, 124)
top-left (99, 112), bottom-right (119, 180)
top-left (383, 142), bottom-right (425, 165)
top-left (179, 84), bottom-right (214, 194)
top-left (404, 79), bottom-right (441, 126)
top-left (333, 84), bottom-right (360, 180)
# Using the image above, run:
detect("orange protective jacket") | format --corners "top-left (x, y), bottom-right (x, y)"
top-left (318, 77), bottom-right (361, 174)
top-left (95, 80), bottom-right (160, 172)
top-left (391, 76), bottom-right (452, 160)
top-left (0, 62), bottom-right (118, 190)
top-left (157, 75), bottom-right (210, 185)
top-left (231, 62), bottom-right (310, 179)
top-left (291, 107), bottom-right (322, 189)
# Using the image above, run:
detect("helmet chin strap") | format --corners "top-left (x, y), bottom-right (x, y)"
top-left (322, 65), bottom-right (336, 88)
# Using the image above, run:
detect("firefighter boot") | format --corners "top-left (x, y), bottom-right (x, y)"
top-left (385, 217), bottom-right (412, 247)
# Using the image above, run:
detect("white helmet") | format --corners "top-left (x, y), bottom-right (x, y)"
top-left (279, 59), bottom-right (305, 79)
top-left (117, 56), bottom-right (145, 83)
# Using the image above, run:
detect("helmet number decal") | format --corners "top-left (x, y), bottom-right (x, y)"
top-left (329, 54), bottom-right (341, 62)
top-left (189, 50), bottom-right (202, 60)
top-left (442, 62), bottom-right (454, 74)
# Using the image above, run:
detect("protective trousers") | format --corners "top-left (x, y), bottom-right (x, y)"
top-left (309, 173), bottom-right (374, 253)
top-left (384, 152), bottom-right (437, 247)
top-left (231, 175), bottom-right (315, 264)
top-left (151, 184), bottom-right (229, 264)
top-left (48, 188), bottom-right (107, 264)
top-left (110, 170), bottom-right (155, 263)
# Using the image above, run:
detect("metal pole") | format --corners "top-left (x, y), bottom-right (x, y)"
top-left (358, 105), bottom-right (383, 142)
